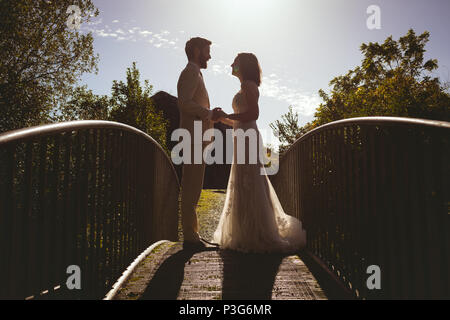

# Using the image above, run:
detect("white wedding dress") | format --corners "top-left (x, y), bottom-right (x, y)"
top-left (213, 81), bottom-right (307, 254)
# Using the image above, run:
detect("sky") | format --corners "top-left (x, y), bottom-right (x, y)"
top-left (78, 0), bottom-right (450, 147)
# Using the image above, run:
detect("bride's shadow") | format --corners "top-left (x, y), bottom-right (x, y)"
top-left (219, 249), bottom-right (284, 300)
top-left (141, 246), bottom-right (217, 300)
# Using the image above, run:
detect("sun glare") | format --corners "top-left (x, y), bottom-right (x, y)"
top-left (223, 0), bottom-right (275, 19)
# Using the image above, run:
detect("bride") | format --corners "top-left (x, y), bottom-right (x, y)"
top-left (212, 53), bottom-right (307, 254)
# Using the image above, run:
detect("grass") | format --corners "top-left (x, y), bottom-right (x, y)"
top-left (178, 189), bottom-right (226, 242)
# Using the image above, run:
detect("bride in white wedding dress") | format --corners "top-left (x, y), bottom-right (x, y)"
top-left (212, 53), bottom-right (307, 254)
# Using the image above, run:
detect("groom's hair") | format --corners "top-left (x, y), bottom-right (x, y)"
top-left (185, 37), bottom-right (212, 60)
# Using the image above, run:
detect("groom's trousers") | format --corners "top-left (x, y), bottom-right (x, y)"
top-left (180, 144), bottom-right (206, 242)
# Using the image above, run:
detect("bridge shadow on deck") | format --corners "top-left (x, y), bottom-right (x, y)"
top-left (220, 250), bottom-right (283, 300)
top-left (140, 246), bottom-right (284, 300)
top-left (141, 248), bottom-right (198, 299)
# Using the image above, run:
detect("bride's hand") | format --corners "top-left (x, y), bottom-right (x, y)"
top-left (211, 108), bottom-right (227, 122)
top-left (217, 110), bottom-right (228, 120)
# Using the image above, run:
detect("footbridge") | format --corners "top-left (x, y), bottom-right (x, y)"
top-left (0, 117), bottom-right (448, 299)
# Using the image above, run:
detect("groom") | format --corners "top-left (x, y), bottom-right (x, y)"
top-left (177, 37), bottom-right (222, 250)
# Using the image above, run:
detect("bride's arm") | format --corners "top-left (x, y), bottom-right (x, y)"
top-left (219, 117), bottom-right (234, 126)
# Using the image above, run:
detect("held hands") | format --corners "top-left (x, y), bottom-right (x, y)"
top-left (211, 107), bottom-right (228, 122)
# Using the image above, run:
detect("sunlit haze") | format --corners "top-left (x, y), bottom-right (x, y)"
top-left (79, 0), bottom-right (450, 147)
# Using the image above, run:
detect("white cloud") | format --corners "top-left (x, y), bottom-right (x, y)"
top-left (140, 30), bottom-right (153, 36)
top-left (81, 21), bottom-right (186, 52)
top-left (87, 18), bottom-right (102, 26)
top-left (206, 64), bottom-right (320, 116)
top-left (260, 74), bottom-right (320, 116)
top-left (95, 29), bottom-right (118, 38)
top-left (210, 64), bottom-right (232, 76)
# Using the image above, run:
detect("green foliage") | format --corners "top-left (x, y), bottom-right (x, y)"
top-left (0, 0), bottom-right (99, 132)
top-left (314, 29), bottom-right (450, 126)
top-left (54, 85), bottom-right (110, 122)
top-left (269, 106), bottom-right (314, 154)
top-left (109, 62), bottom-right (169, 151)
top-left (271, 29), bottom-right (450, 153)
top-left (270, 106), bottom-right (302, 154)
top-left (56, 62), bottom-right (169, 153)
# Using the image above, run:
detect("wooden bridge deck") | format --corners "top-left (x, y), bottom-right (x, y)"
top-left (112, 241), bottom-right (327, 300)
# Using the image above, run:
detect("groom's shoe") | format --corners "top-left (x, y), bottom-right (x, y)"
top-left (183, 240), bottom-right (206, 251)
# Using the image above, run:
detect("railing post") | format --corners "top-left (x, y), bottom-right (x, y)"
top-left (0, 121), bottom-right (180, 299)
top-left (271, 117), bottom-right (450, 299)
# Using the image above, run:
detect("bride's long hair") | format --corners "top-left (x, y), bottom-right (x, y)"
top-left (236, 53), bottom-right (262, 87)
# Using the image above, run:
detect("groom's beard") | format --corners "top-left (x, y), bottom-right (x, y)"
top-left (199, 55), bottom-right (208, 68)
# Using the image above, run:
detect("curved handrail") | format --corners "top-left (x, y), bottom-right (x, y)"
top-left (271, 116), bottom-right (450, 299)
top-left (0, 120), bottom-right (180, 188)
top-left (0, 120), bottom-right (181, 299)
top-left (284, 116), bottom-right (450, 157)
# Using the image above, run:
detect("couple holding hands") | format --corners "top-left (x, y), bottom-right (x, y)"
top-left (177, 37), bottom-right (306, 253)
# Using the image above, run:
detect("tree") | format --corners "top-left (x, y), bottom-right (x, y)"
top-left (269, 106), bottom-right (314, 154)
top-left (56, 62), bottom-right (169, 152)
top-left (314, 29), bottom-right (450, 126)
top-left (109, 62), bottom-right (169, 151)
top-left (53, 85), bottom-right (110, 122)
top-left (0, 0), bottom-right (99, 132)
top-left (271, 29), bottom-right (450, 153)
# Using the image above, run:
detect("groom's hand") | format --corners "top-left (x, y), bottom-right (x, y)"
top-left (211, 107), bottom-right (222, 122)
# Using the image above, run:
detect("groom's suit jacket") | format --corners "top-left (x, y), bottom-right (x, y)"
top-left (177, 61), bottom-right (213, 146)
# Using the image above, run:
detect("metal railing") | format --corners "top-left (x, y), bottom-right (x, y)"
top-left (270, 117), bottom-right (450, 299)
top-left (0, 121), bottom-right (180, 299)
